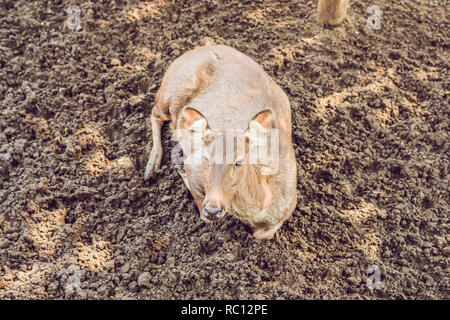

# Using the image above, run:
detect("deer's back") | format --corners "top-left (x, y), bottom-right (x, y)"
top-left (157, 45), bottom-right (291, 133)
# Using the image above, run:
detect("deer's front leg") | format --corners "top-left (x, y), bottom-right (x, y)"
top-left (252, 221), bottom-right (284, 240)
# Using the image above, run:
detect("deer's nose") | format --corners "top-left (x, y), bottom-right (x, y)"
top-left (202, 205), bottom-right (225, 221)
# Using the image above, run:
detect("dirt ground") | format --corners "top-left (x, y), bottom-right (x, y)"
top-left (0, 0), bottom-right (449, 299)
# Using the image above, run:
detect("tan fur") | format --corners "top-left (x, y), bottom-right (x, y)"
top-left (226, 162), bottom-right (269, 215)
top-left (226, 151), bottom-right (297, 238)
top-left (145, 45), bottom-right (297, 239)
top-left (260, 176), bottom-right (273, 209)
top-left (317, 0), bottom-right (349, 26)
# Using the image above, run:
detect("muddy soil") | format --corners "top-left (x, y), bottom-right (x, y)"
top-left (0, 0), bottom-right (449, 299)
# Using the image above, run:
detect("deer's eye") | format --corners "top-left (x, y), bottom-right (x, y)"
top-left (203, 156), bottom-right (210, 167)
top-left (234, 159), bottom-right (243, 168)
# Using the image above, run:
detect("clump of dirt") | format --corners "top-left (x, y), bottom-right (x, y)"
top-left (0, 0), bottom-right (449, 299)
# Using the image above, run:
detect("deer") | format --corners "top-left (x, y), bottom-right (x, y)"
top-left (144, 45), bottom-right (297, 240)
top-left (317, 0), bottom-right (350, 26)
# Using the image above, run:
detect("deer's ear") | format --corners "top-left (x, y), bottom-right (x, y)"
top-left (246, 109), bottom-right (277, 138)
top-left (180, 107), bottom-right (208, 136)
top-left (245, 109), bottom-right (279, 175)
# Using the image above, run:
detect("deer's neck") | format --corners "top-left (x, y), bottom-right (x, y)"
top-left (230, 160), bottom-right (295, 228)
